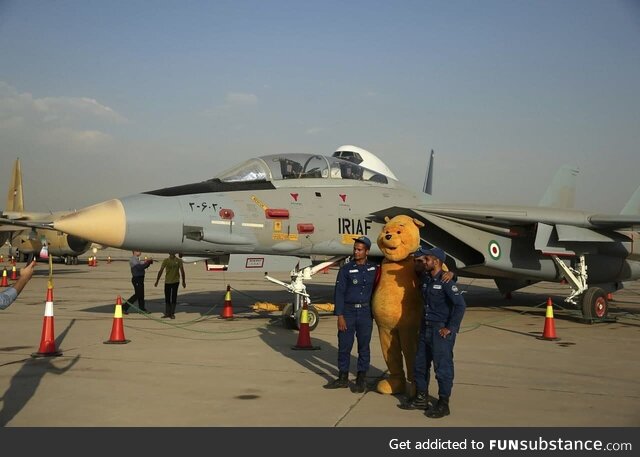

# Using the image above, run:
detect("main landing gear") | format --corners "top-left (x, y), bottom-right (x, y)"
top-left (551, 255), bottom-right (610, 322)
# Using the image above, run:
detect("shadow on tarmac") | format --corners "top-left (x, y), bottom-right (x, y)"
top-left (0, 319), bottom-right (80, 426)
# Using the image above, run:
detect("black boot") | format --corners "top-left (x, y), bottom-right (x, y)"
top-left (324, 371), bottom-right (349, 389)
top-left (353, 371), bottom-right (367, 393)
top-left (426, 397), bottom-right (450, 418)
top-left (399, 391), bottom-right (428, 410)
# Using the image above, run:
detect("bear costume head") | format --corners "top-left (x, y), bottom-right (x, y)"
top-left (376, 215), bottom-right (425, 262)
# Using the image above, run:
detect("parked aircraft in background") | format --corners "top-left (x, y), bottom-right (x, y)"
top-left (3, 146), bottom-right (639, 328)
top-left (0, 159), bottom-right (91, 264)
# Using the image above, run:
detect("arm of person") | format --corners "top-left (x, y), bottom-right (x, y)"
top-left (180, 263), bottom-right (186, 288)
top-left (440, 264), bottom-right (457, 283)
top-left (0, 260), bottom-right (36, 310)
top-left (333, 266), bottom-right (348, 331)
top-left (154, 265), bottom-right (165, 287)
top-left (0, 288), bottom-right (18, 310)
top-left (441, 281), bottom-right (466, 336)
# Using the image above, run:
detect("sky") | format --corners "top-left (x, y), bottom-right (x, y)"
top-left (1, 0), bottom-right (639, 213)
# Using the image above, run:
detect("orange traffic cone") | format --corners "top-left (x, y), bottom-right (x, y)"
top-left (220, 285), bottom-right (234, 319)
top-left (104, 296), bottom-right (130, 344)
top-left (0, 254), bottom-right (4, 263)
top-left (1, 268), bottom-right (7, 287)
top-left (10, 265), bottom-right (17, 280)
top-left (107, 256), bottom-right (112, 264)
top-left (31, 284), bottom-right (63, 358)
top-left (11, 256), bottom-right (16, 266)
top-left (292, 299), bottom-right (320, 350)
top-left (538, 297), bottom-right (559, 341)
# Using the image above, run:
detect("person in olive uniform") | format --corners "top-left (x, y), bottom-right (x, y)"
top-left (406, 247), bottom-right (466, 418)
top-left (154, 253), bottom-right (186, 319)
top-left (325, 236), bottom-right (378, 393)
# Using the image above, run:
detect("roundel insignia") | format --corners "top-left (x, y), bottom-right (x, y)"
top-left (352, 279), bottom-right (358, 285)
top-left (451, 285), bottom-right (459, 293)
top-left (488, 240), bottom-right (501, 260)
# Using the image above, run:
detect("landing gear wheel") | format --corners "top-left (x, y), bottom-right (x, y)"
top-left (281, 303), bottom-right (297, 329)
top-left (581, 287), bottom-right (608, 322)
top-left (295, 305), bottom-right (319, 332)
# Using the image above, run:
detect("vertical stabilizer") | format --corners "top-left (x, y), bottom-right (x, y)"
top-left (422, 149), bottom-right (435, 195)
top-left (6, 158), bottom-right (24, 212)
top-left (538, 165), bottom-right (578, 208)
top-left (621, 185), bottom-right (640, 215)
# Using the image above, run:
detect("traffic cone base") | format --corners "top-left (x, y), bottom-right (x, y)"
top-left (31, 350), bottom-right (63, 358)
top-left (538, 297), bottom-right (560, 341)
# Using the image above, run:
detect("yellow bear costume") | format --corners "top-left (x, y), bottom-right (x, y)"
top-left (372, 215), bottom-right (424, 395)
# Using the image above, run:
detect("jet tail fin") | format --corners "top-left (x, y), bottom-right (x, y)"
top-left (620, 185), bottom-right (640, 216)
top-left (538, 165), bottom-right (579, 208)
top-left (5, 158), bottom-right (24, 213)
top-left (422, 149), bottom-right (435, 195)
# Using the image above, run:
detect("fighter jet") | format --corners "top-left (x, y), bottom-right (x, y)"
top-left (1, 159), bottom-right (91, 264)
top-left (4, 147), bottom-right (640, 327)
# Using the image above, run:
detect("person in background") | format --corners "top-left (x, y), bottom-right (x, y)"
top-left (154, 253), bottom-right (186, 319)
top-left (124, 250), bottom-right (153, 314)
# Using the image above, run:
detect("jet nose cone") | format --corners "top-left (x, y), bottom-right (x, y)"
top-left (53, 199), bottom-right (126, 248)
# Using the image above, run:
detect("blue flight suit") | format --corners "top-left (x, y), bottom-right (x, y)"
top-left (415, 270), bottom-right (466, 398)
top-left (333, 259), bottom-right (378, 373)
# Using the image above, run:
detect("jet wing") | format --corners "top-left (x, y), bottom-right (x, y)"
top-left (369, 203), bottom-right (639, 276)
top-left (587, 214), bottom-right (640, 229)
top-left (372, 204), bottom-right (640, 231)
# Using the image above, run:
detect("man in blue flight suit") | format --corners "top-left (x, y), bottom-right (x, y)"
top-left (324, 236), bottom-right (378, 393)
top-left (406, 246), bottom-right (466, 418)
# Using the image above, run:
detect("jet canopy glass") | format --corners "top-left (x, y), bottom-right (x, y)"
top-left (215, 154), bottom-right (389, 183)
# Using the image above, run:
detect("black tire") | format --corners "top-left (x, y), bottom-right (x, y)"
top-left (582, 287), bottom-right (608, 322)
top-left (281, 303), bottom-right (297, 329)
top-left (295, 306), bottom-right (319, 332)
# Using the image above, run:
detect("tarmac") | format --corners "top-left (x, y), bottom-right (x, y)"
top-left (1, 248), bottom-right (639, 427)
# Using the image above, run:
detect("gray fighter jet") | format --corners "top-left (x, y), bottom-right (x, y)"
top-left (4, 147), bottom-right (639, 326)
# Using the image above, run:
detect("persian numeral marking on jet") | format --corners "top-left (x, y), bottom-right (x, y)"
top-left (188, 202), bottom-right (219, 212)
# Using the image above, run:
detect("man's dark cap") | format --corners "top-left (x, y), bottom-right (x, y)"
top-left (414, 246), bottom-right (446, 262)
top-left (353, 236), bottom-right (371, 249)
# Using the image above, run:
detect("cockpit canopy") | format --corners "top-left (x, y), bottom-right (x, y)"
top-left (215, 154), bottom-right (391, 184)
